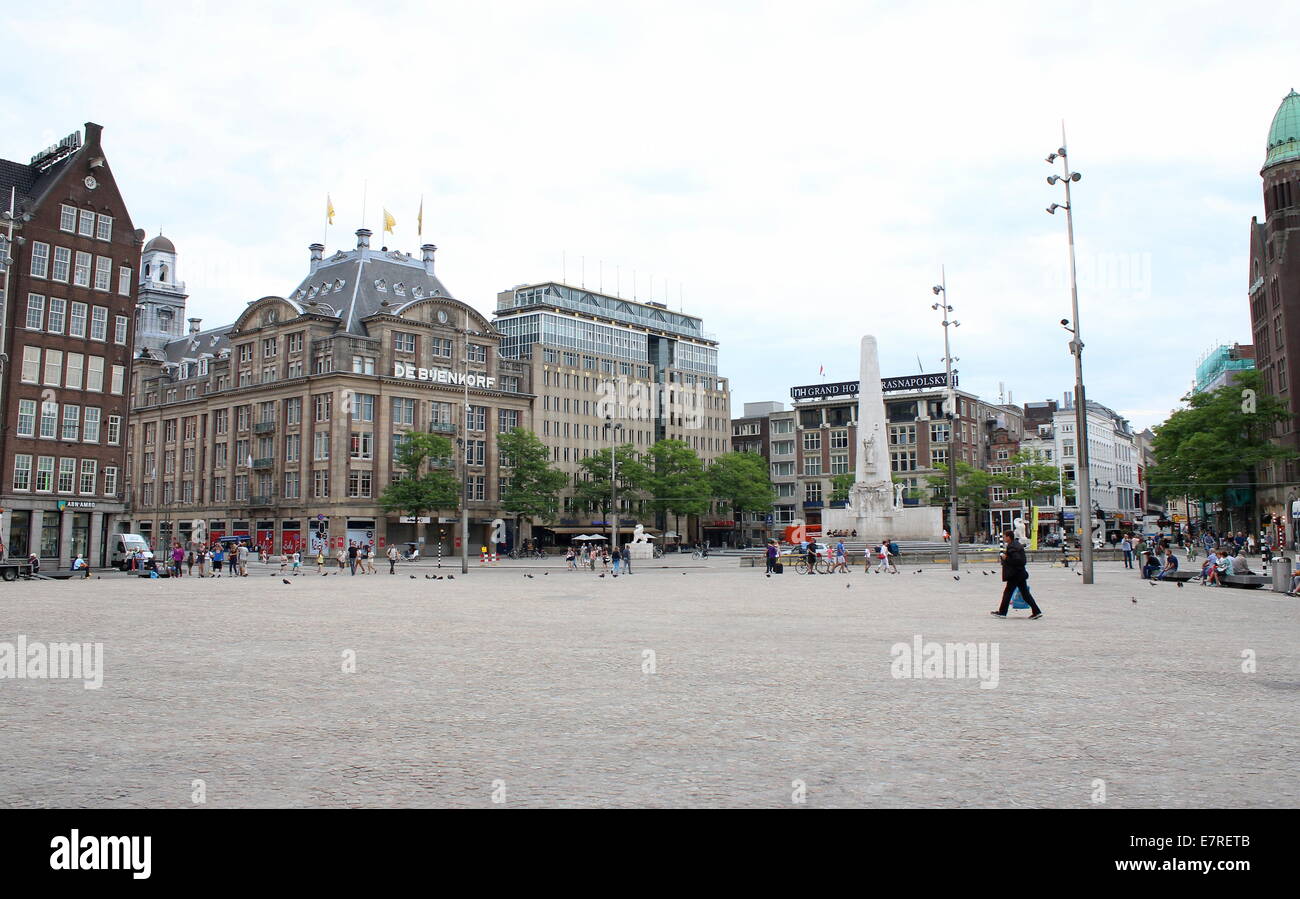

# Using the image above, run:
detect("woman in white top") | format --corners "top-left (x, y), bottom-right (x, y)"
top-left (875, 541), bottom-right (894, 573)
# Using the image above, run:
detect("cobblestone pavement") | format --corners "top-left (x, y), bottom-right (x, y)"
top-left (2, 558), bottom-right (1296, 808)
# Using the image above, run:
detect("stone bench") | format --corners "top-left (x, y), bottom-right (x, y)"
top-left (1153, 570), bottom-right (1199, 583)
top-left (1221, 574), bottom-right (1271, 589)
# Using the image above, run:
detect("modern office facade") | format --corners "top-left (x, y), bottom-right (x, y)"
top-left (122, 231), bottom-right (533, 558)
top-left (493, 281), bottom-right (731, 542)
top-left (0, 123), bottom-right (139, 567)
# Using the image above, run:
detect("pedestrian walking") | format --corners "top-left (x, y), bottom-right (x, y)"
top-left (387, 544), bottom-right (399, 574)
top-left (991, 529), bottom-right (1042, 618)
top-left (364, 546), bottom-right (377, 575)
top-left (212, 544), bottom-right (225, 576)
top-left (171, 542), bottom-right (185, 578)
top-left (832, 539), bottom-right (849, 573)
top-left (186, 549), bottom-right (195, 577)
top-left (874, 540), bottom-right (895, 573)
top-left (28, 552), bottom-right (40, 575)
top-left (765, 540), bottom-right (778, 574)
top-left (336, 547), bottom-right (347, 571)
top-left (565, 547), bottom-right (576, 570)
top-left (348, 541), bottom-right (358, 575)
top-left (1120, 533), bottom-right (1134, 569)
top-left (238, 543), bottom-right (249, 577)
top-left (291, 552), bottom-right (302, 576)
top-left (621, 544), bottom-right (632, 574)
top-left (316, 550), bottom-right (326, 573)
top-left (612, 548), bottom-right (622, 575)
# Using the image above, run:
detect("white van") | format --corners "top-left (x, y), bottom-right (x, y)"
top-left (110, 533), bottom-right (154, 570)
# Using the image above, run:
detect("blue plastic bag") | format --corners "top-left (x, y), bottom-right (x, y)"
top-left (1010, 586), bottom-right (1030, 610)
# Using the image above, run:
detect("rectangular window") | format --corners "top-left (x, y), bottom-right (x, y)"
top-left (118, 266), bottom-right (132, 296)
top-left (465, 439), bottom-right (486, 467)
top-left (13, 454), bottom-right (32, 491)
top-left (286, 397), bottom-right (301, 425)
top-left (287, 332), bottom-right (303, 353)
top-left (351, 355), bottom-right (375, 375)
top-left (313, 394), bottom-right (332, 421)
top-left (283, 472), bottom-right (300, 500)
top-left (352, 394), bottom-right (375, 422)
top-left (58, 457), bottom-right (76, 492)
top-left (803, 456), bottom-right (822, 476)
top-left (890, 450), bottom-right (918, 472)
top-left (44, 349), bottom-right (63, 387)
top-left (347, 471), bottom-right (373, 498)
top-left (350, 432), bottom-right (374, 460)
top-left (430, 337), bottom-right (452, 358)
top-left (69, 302), bottom-right (88, 337)
top-left (392, 397), bottom-right (415, 426)
top-left (262, 337), bottom-right (277, 357)
top-left (931, 448), bottom-right (949, 468)
top-left (83, 407), bottom-right (101, 442)
top-left (285, 433), bottom-right (300, 462)
top-left (214, 409), bottom-right (229, 434)
top-left (90, 306), bottom-right (108, 340)
top-left (498, 409), bottom-right (520, 433)
top-left (214, 443), bottom-right (228, 467)
top-left (889, 424), bottom-right (917, 445)
top-left (467, 405), bottom-right (486, 431)
top-left (94, 257), bottom-right (112, 292)
top-left (108, 415), bottom-right (121, 445)
top-left (429, 401), bottom-right (452, 426)
top-left (78, 209), bottom-right (95, 236)
top-left (393, 332), bottom-right (416, 353)
top-left (104, 466), bottom-right (118, 496)
top-left (17, 400), bottom-right (36, 437)
top-left (830, 453), bottom-right (850, 474)
top-left (86, 356), bottom-right (104, 392)
top-left (35, 456), bottom-right (55, 492)
top-left (51, 247), bottom-right (71, 282)
top-left (25, 293), bottom-right (44, 330)
top-left (30, 242), bottom-right (49, 278)
top-left (313, 431), bottom-right (330, 460)
top-left (40, 402), bottom-right (58, 439)
top-left (74, 251), bottom-right (92, 287)
top-left (80, 460), bottom-right (97, 494)
top-left (60, 205), bottom-right (77, 232)
top-left (802, 431), bottom-right (821, 451)
top-left (930, 422), bottom-right (951, 444)
top-left (313, 469), bottom-right (330, 498)
top-left (21, 346), bottom-right (40, 383)
top-left (96, 214), bottom-right (113, 241)
top-left (466, 344), bottom-right (487, 364)
top-left (829, 429), bottom-right (849, 449)
top-left (48, 297), bottom-right (66, 333)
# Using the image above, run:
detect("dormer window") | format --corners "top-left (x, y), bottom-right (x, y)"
top-left (333, 279), bottom-right (344, 292)
top-left (393, 282), bottom-right (405, 296)
top-left (374, 279), bottom-right (387, 292)
top-left (413, 286), bottom-right (425, 299)
top-left (308, 286), bottom-right (319, 299)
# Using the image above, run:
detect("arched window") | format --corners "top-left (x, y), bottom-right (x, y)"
top-left (159, 263), bottom-right (169, 283)
top-left (144, 263), bottom-right (151, 279)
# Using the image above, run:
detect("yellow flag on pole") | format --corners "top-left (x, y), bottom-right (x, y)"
top-left (417, 196), bottom-right (423, 237)
top-left (326, 195), bottom-right (336, 225)
top-left (383, 208), bottom-right (396, 235)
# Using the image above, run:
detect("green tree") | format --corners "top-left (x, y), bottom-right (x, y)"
top-left (379, 432), bottom-right (460, 548)
top-left (1001, 450), bottom-right (1062, 506)
top-left (647, 439), bottom-right (711, 539)
top-left (926, 461), bottom-right (995, 530)
top-left (830, 473), bottom-right (856, 503)
top-left (497, 427), bottom-right (568, 546)
top-left (573, 444), bottom-right (651, 525)
top-left (1147, 370), bottom-right (1293, 519)
top-left (707, 452), bottom-right (775, 542)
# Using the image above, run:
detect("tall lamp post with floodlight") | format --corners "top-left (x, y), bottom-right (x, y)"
top-left (604, 415), bottom-right (623, 550)
top-left (931, 269), bottom-right (961, 572)
top-left (1045, 131), bottom-right (1095, 584)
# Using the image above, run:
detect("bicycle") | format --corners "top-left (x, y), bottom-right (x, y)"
top-left (795, 557), bottom-right (824, 574)
top-left (652, 546), bottom-right (664, 559)
top-left (692, 548), bottom-right (710, 560)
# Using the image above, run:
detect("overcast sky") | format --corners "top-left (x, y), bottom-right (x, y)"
top-left (4, 0), bottom-right (1295, 430)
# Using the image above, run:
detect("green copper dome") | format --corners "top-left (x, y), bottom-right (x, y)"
top-left (1265, 89), bottom-right (1300, 168)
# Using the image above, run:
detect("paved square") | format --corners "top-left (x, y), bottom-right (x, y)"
top-left (2, 557), bottom-right (1296, 808)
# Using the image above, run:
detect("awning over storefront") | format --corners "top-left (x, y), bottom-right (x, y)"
top-left (539, 525), bottom-right (662, 535)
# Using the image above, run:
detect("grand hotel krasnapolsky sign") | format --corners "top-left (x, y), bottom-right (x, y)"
top-left (789, 373), bottom-right (956, 400)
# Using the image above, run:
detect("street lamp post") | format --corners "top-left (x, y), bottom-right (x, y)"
top-left (605, 416), bottom-right (622, 551)
top-left (1046, 129), bottom-right (1095, 584)
top-left (931, 269), bottom-right (961, 572)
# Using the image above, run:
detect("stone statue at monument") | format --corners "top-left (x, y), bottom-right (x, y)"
top-left (822, 335), bottom-right (944, 540)
top-left (1013, 517), bottom-right (1027, 543)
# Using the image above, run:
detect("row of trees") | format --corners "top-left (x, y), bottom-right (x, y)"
top-left (1145, 370), bottom-right (1293, 525)
top-left (379, 428), bottom-right (776, 542)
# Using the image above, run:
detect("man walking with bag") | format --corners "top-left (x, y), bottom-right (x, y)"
top-left (991, 528), bottom-right (1042, 619)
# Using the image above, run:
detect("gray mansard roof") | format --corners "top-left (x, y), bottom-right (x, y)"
top-left (287, 245), bottom-right (455, 336)
top-left (148, 324), bottom-right (235, 366)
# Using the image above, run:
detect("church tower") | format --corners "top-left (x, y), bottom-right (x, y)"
top-left (136, 233), bottom-right (188, 352)
top-left (1249, 89), bottom-right (1300, 520)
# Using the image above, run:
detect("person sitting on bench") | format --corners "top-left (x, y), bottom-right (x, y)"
top-left (1156, 548), bottom-right (1180, 580)
top-left (1232, 551), bottom-right (1254, 575)
top-left (1141, 549), bottom-right (1162, 579)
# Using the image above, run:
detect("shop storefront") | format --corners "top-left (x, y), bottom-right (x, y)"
top-left (0, 500), bottom-right (122, 569)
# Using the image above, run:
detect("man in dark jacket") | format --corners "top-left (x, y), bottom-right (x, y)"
top-left (991, 529), bottom-right (1043, 618)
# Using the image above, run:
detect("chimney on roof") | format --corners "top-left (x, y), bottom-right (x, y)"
top-left (188, 317), bottom-right (202, 334)
top-left (356, 228), bottom-right (372, 251)
top-left (309, 243), bottom-right (325, 274)
top-left (421, 244), bottom-right (437, 275)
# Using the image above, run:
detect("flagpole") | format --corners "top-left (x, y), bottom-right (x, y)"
top-left (361, 181), bottom-right (368, 230)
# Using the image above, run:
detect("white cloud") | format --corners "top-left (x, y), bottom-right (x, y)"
top-left (2, 0), bottom-right (1293, 431)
